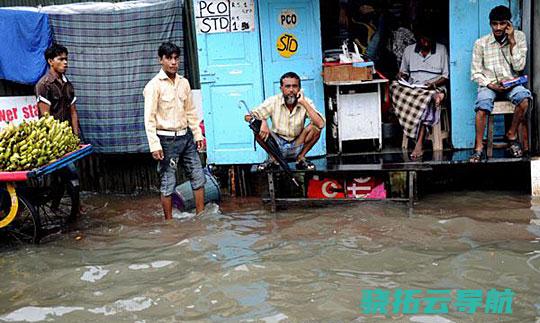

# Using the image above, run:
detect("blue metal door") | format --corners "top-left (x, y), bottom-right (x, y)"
top-left (258, 0), bottom-right (326, 157)
top-left (195, 1), bottom-right (266, 164)
top-left (450, 0), bottom-right (521, 148)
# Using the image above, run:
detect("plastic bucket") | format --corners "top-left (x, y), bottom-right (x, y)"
top-left (172, 169), bottom-right (220, 211)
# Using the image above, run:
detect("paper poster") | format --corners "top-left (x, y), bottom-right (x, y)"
top-left (195, 0), bottom-right (255, 34)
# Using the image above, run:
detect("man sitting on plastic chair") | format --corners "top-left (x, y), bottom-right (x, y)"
top-left (244, 72), bottom-right (325, 171)
top-left (390, 21), bottom-right (449, 160)
top-left (469, 5), bottom-right (531, 162)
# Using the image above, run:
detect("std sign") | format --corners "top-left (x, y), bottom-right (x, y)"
top-left (0, 96), bottom-right (39, 131)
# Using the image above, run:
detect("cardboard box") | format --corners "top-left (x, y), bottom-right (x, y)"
top-left (323, 64), bottom-right (373, 82)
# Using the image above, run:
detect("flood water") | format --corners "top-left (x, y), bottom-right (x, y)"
top-left (1, 191), bottom-right (539, 322)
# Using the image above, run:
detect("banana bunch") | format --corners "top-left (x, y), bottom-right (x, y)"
top-left (0, 116), bottom-right (80, 171)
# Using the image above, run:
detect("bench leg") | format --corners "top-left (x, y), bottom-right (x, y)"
top-left (408, 171), bottom-right (416, 208)
top-left (432, 122), bottom-right (443, 151)
top-left (267, 172), bottom-right (276, 213)
top-left (487, 115), bottom-right (494, 157)
top-left (402, 133), bottom-right (408, 150)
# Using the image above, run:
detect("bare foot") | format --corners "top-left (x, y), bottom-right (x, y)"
top-left (411, 144), bottom-right (423, 160)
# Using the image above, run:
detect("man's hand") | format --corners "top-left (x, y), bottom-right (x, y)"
top-left (244, 114), bottom-right (253, 122)
top-left (72, 127), bottom-right (80, 137)
top-left (152, 150), bottom-right (164, 160)
top-left (488, 83), bottom-right (507, 93)
top-left (425, 82), bottom-right (437, 90)
top-left (396, 72), bottom-right (408, 81)
top-left (259, 120), bottom-right (270, 141)
top-left (506, 20), bottom-right (515, 45)
top-left (297, 90), bottom-right (307, 106)
top-left (196, 140), bottom-right (205, 151)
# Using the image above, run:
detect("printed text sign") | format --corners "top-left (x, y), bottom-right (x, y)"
top-left (0, 96), bottom-right (38, 131)
top-left (195, 0), bottom-right (255, 34)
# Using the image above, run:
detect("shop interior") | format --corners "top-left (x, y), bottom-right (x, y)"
top-left (319, 0), bottom-right (450, 155)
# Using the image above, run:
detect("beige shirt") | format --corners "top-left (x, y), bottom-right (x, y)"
top-left (251, 93), bottom-right (325, 141)
top-left (471, 30), bottom-right (527, 87)
top-left (143, 69), bottom-right (202, 152)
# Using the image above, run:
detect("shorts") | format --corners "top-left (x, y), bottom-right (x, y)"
top-left (475, 85), bottom-right (532, 113)
top-left (275, 135), bottom-right (303, 161)
top-left (157, 130), bottom-right (206, 196)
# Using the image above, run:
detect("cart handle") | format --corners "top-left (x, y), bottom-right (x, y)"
top-left (0, 183), bottom-right (18, 228)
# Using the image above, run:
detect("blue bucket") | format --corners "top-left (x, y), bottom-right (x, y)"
top-left (172, 169), bottom-right (221, 211)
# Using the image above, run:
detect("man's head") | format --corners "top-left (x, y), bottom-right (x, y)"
top-left (45, 43), bottom-right (68, 75)
top-left (280, 72), bottom-right (301, 106)
top-left (489, 5), bottom-right (512, 40)
top-left (158, 42), bottom-right (181, 75)
top-left (413, 21), bottom-right (435, 50)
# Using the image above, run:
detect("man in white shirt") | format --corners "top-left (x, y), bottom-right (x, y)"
top-left (144, 42), bottom-right (205, 219)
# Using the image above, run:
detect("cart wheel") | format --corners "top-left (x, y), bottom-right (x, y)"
top-left (0, 188), bottom-right (41, 245)
top-left (35, 178), bottom-right (79, 234)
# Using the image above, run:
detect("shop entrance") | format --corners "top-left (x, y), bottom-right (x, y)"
top-left (320, 0), bottom-right (449, 154)
top-left (320, 0), bottom-right (522, 153)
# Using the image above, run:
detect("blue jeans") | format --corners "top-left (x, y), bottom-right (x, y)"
top-left (475, 85), bottom-right (532, 113)
top-left (157, 130), bottom-right (205, 196)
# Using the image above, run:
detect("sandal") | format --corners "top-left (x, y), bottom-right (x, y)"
top-left (296, 158), bottom-right (316, 171)
top-left (410, 152), bottom-right (423, 160)
top-left (468, 150), bottom-right (484, 163)
top-left (257, 160), bottom-right (279, 172)
top-left (507, 139), bottom-right (523, 158)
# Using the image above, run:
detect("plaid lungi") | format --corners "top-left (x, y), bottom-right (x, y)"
top-left (390, 81), bottom-right (439, 139)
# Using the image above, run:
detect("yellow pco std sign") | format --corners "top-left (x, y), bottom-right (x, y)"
top-left (276, 33), bottom-right (298, 58)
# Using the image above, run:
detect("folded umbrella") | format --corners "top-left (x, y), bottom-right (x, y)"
top-left (239, 101), bottom-right (300, 187)
top-left (248, 118), bottom-right (300, 187)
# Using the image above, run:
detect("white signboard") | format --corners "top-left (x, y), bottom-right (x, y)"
top-left (195, 0), bottom-right (255, 34)
top-left (279, 9), bottom-right (298, 29)
top-left (0, 96), bottom-right (38, 131)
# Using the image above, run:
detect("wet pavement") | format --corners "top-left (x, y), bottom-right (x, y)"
top-left (0, 191), bottom-right (539, 322)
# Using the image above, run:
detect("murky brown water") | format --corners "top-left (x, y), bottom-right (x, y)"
top-left (0, 191), bottom-right (539, 322)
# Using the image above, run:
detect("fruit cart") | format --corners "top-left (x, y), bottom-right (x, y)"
top-left (0, 144), bottom-right (93, 244)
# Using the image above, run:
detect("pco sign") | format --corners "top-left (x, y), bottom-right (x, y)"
top-left (279, 9), bottom-right (297, 29)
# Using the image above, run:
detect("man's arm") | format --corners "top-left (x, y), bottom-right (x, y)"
top-left (471, 39), bottom-right (490, 87)
top-left (298, 93), bottom-right (325, 130)
top-left (397, 46), bottom-right (411, 80)
top-left (426, 45), bottom-right (449, 89)
top-left (37, 102), bottom-right (50, 116)
top-left (143, 81), bottom-right (163, 160)
top-left (247, 98), bottom-right (274, 141)
top-left (425, 77), bottom-right (448, 89)
top-left (183, 80), bottom-right (204, 150)
top-left (35, 81), bottom-right (51, 116)
top-left (70, 104), bottom-right (79, 136)
top-left (69, 89), bottom-right (79, 136)
top-left (508, 29), bottom-right (527, 72)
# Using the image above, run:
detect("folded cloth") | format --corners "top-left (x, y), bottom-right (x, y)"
top-left (0, 9), bottom-right (52, 84)
top-left (390, 81), bottom-right (440, 139)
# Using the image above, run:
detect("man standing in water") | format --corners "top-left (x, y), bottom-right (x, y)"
top-left (35, 43), bottom-right (81, 221)
top-left (144, 42), bottom-right (206, 219)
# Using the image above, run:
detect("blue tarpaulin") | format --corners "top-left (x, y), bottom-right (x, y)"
top-left (0, 9), bottom-right (52, 85)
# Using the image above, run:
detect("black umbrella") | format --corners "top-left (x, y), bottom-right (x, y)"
top-left (239, 101), bottom-right (300, 187)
